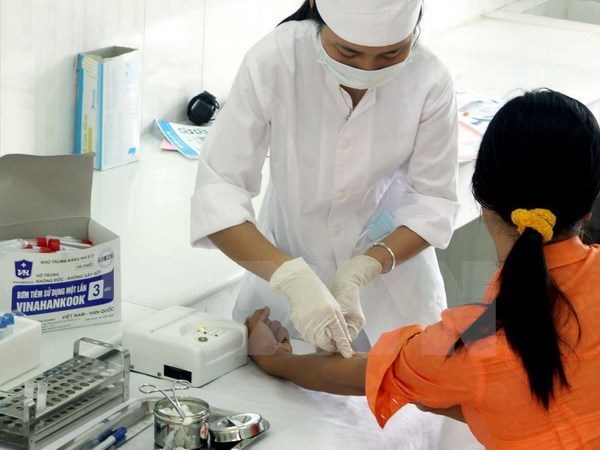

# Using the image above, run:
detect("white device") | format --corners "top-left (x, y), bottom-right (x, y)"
top-left (122, 306), bottom-right (247, 386)
top-left (0, 315), bottom-right (42, 385)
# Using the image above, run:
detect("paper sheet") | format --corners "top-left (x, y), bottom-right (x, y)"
top-left (155, 119), bottom-right (210, 159)
top-left (456, 91), bottom-right (503, 161)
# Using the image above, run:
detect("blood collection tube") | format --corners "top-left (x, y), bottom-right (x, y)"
top-left (36, 381), bottom-right (48, 413)
top-left (47, 240), bottom-right (77, 252)
top-left (30, 238), bottom-right (48, 247)
top-left (22, 237), bottom-right (93, 249)
top-left (24, 381), bottom-right (35, 399)
top-left (1, 247), bottom-right (52, 254)
top-left (47, 236), bottom-right (93, 248)
top-left (0, 239), bottom-right (27, 250)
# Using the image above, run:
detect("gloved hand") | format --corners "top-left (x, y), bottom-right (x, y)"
top-left (330, 255), bottom-right (382, 341)
top-left (270, 258), bottom-right (354, 358)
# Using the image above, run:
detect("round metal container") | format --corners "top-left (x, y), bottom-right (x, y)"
top-left (209, 413), bottom-right (266, 443)
top-left (153, 396), bottom-right (210, 449)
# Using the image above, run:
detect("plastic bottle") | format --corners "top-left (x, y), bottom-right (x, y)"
top-left (3, 313), bottom-right (14, 336)
top-left (0, 317), bottom-right (6, 340)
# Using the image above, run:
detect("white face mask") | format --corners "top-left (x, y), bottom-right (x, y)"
top-left (316, 40), bottom-right (412, 90)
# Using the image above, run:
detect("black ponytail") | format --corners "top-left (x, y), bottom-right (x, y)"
top-left (455, 89), bottom-right (600, 409)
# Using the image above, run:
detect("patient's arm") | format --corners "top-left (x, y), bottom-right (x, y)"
top-left (246, 308), bottom-right (367, 395)
top-left (246, 309), bottom-right (468, 423)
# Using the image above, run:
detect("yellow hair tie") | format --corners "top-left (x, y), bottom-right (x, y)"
top-left (510, 208), bottom-right (556, 243)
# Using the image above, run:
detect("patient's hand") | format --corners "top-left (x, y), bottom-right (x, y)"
top-left (245, 308), bottom-right (367, 394)
top-left (245, 307), bottom-right (293, 359)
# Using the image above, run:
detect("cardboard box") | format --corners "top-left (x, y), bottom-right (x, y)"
top-left (75, 46), bottom-right (141, 171)
top-left (0, 154), bottom-right (121, 332)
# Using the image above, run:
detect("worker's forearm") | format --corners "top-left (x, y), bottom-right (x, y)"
top-left (208, 222), bottom-right (292, 280)
top-left (253, 351), bottom-right (368, 395)
top-left (365, 226), bottom-right (429, 273)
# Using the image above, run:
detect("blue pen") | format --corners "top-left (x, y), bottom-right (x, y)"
top-left (94, 429), bottom-right (114, 444)
top-left (92, 427), bottom-right (127, 450)
top-left (112, 435), bottom-right (128, 449)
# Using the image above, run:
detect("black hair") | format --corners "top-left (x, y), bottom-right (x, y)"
top-left (455, 89), bottom-right (600, 409)
top-left (278, 1), bottom-right (324, 27)
top-left (278, 1), bottom-right (424, 44)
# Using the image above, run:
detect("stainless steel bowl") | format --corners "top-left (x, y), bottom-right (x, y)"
top-left (209, 413), bottom-right (268, 443)
top-left (154, 396), bottom-right (210, 449)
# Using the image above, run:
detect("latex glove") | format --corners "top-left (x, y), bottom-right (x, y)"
top-left (330, 255), bottom-right (382, 341)
top-left (270, 258), bottom-right (354, 358)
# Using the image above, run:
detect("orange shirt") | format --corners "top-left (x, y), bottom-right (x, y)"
top-left (366, 237), bottom-right (600, 449)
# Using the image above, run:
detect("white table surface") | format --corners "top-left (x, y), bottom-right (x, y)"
top-left (1, 313), bottom-right (481, 450)
top-left (45, 370), bottom-right (460, 450)
top-left (427, 15), bottom-right (600, 114)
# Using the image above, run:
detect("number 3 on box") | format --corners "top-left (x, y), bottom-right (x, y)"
top-left (88, 280), bottom-right (104, 300)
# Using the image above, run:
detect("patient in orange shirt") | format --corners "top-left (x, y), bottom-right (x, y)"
top-left (246, 89), bottom-right (600, 449)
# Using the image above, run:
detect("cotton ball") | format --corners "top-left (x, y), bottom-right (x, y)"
top-left (183, 416), bottom-right (193, 426)
top-left (160, 407), bottom-right (177, 417)
top-left (175, 428), bottom-right (186, 447)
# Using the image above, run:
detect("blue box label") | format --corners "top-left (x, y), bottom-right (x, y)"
top-left (11, 271), bottom-right (114, 315)
top-left (14, 259), bottom-right (33, 279)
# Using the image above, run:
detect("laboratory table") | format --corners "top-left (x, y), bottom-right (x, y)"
top-left (0, 303), bottom-right (482, 450)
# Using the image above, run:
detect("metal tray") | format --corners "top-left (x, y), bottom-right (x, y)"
top-left (58, 397), bottom-right (269, 450)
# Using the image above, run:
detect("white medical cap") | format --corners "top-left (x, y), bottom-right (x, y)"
top-left (315, 0), bottom-right (422, 46)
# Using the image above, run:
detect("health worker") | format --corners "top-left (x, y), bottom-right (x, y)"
top-left (191, 0), bottom-right (459, 357)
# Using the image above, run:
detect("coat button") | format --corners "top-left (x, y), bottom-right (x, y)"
top-left (334, 192), bottom-right (346, 202)
top-left (338, 140), bottom-right (351, 150)
top-left (332, 225), bottom-right (342, 237)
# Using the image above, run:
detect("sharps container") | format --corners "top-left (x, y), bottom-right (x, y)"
top-left (153, 397), bottom-right (210, 449)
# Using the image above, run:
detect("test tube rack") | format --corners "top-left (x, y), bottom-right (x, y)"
top-left (0, 337), bottom-right (130, 449)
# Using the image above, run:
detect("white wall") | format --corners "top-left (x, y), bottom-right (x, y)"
top-left (0, 0), bottom-right (145, 156)
top-left (0, 0), bottom-right (513, 157)
top-left (142, 0), bottom-right (207, 132)
top-left (422, 0), bottom-right (516, 35)
top-left (203, 0), bottom-right (299, 101)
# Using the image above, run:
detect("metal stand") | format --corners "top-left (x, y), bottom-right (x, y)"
top-left (0, 337), bottom-right (130, 449)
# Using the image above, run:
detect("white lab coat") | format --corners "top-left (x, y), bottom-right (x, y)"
top-left (191, 20), bottom-right (459, 345)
